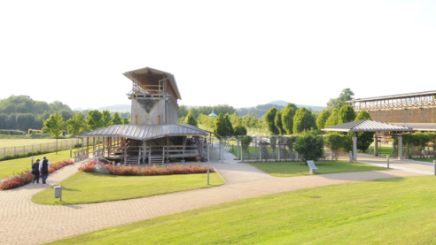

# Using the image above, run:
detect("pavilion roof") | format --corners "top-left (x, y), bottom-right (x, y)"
top-left (322, 120), bottom-right (412, 132)
top-left (76, 124), bottom-right (207, 140)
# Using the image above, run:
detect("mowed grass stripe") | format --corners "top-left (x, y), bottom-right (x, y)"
top-left (33, 171), bottom-right (225, 205)
top-left (46, 176), bottom-right (436, 245)
top-left (0, 149), bottom-right (72, 178)
top-left (0, 139), bottom-right (79, 148)
top-left (249, 160), bottom-right (385, 177)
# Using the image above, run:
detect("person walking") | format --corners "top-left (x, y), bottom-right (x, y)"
top-left (31, 159), bottom-right (40, 184)
top-left (39, 156), bottom-right (50, 184)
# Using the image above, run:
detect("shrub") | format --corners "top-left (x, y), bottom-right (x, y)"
top-left (0, 170), bottom-right (33, 190)
top-left (233, 123), bottom-right (247, 136)
top-left (48, 159), bottom-right (74, 173)
top-left (240, 136), bottom-right (253, 155)
top-left (0, 159), bottom-right (75, 190)
top-left (325, 133), bottom-right (345, 160)
top-left (294, 130), bottom-right (324, 163)
top-left (78, 161), bottom-right (214, 176)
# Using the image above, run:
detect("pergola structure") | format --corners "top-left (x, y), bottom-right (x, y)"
top-left (322, 120), bottom-right (412, 161)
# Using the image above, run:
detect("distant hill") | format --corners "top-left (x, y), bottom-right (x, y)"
top-left (237, 101), bottom-right (325, 118)
top-left (98, 104), bottom-right (130, 112)
top-left (268, 100), bottom-right (326, 111)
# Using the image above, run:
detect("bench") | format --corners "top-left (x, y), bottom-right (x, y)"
top-left (307, 160), bottom-right (318, 174)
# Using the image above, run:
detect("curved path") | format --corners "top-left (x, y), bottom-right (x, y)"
top-left (0, 158), bottom-right (423, 245)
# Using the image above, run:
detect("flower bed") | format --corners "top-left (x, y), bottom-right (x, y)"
top-left (48, 159), bottom-right (75, 174)
top-left (0, 159), bottom-right (75, 190)
top-left (0, 170), bottom-right (33, 190)
top-left (79, 160), bottom-right (214, 176)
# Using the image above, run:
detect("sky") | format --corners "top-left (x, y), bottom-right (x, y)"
top-left (1, 0), bottom-right (436, 110)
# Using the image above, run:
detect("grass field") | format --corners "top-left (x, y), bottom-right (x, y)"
top-left (47, 176), bottom-right (436, 245)
top-left (412, 158), bottom-right (436, 163)
top-left (0, 149), bottom-right (73, 178)
top-left (33, 171), bottom-right (224, 205)
top-left (0, 139), bottom-right (81, 148)
top-left (366, 145), bottom-right (394, 156)
top-left (249, 161), bottom-right (385, 177)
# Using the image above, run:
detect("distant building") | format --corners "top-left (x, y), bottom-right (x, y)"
top-left (347, 90), bottom-right (436, 126)
top-left (209, 110), bottom-right (217, 117)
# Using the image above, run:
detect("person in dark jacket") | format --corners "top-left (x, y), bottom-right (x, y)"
top-left (39, 156), bottom-right (50, 184)
top-left (32, 159), bottom-right (40, 184)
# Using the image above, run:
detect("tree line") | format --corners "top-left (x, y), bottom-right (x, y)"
top-left (0, 95), bottom-right (130, 133)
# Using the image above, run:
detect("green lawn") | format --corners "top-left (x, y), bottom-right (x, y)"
top-left (47, 176), bottom-right (436, 245)
top-left (229, 146), bottom-right (276, 156)
top-left (33, 171), bottom-right (224, 205)
top-left (0, 149), bottom-right (73, 178)
top-left (249, 161), bottom-right (385, 177)
top-left (366, 145), bottom-right (394, 156)
top-left (412, 158), bottom-right (436, 163)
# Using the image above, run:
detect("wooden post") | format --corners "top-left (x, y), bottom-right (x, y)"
top-left (93, 137), bottom-right (95, 154)
top-left (196, 136), bottom-right (201, 161)
top-left (142, 141), bottom-right (146, 163)
top-left (87, 137), bottom-right (90, 158)
top-left (124, 140), bottom-right (127, 165)
top-left (166, 136), bottom-right (169, 163)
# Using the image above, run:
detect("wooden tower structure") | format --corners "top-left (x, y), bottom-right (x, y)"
top-left (124, 67), bottom-right (181, 125)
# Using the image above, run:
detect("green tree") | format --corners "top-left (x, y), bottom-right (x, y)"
top-left (101, 110), bottom-right (112, 127)
top-left (42, 113), bottom-right (66, 154)
top-left (66, 112), bottom-right (87, 135)
top-left (338, 105), bottom-right (356, 124)
top-left (225, 114), bottom-right (234, 136)
top-left (214, 113), bottom-right (228, 137)
top-left (354, 110), bottom-right (374, 153)
top-left (86, 110), bottom-right (103, 130)
top-left (325, 108), bottom-right (339, 127)
top-left (122, 118), bottom-right (130, 125)
top-left (240, 135), bottom-right (253, 155)
top-left (281, 103), bottom-right (298, 135)
top-left (188, 107), bottom-right (200, 119)
top-left (184, 111), bottom-right (197, 126)
top-left (178, 105), bottom-right (189, 118)
top-left (294, 130), bottom-right (324, 163)
top-left (316, 109), bottom-right (331, 130)
top-left (293, 107), bottom-right (317, 134)
top-left (325, 133), bottom-right (344, 160)
top-left (233, 122), bottom-right (247, 136)
top-left (264, 107), bottom-right (279, 135)
top-left (274, 111), bottom-right (285, 135)
top-left (111, 112), bottom-right (123, 125)
top-left (326, 88), bottom-right (355, 111)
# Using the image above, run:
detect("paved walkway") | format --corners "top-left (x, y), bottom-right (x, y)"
top-left (356, 153), bottom-right (435, 175)
top-left (0, 154), bottom-right (425, 245)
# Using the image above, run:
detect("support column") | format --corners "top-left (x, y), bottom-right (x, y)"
top-left (254, 136), bottom-right (258, 160)
top-left (352, 133), bottom-right (357, 161)
top-left (398, 134), bottom-right (403, 160)
top-left (87, 137), bottom-right (89, 158)
top-left (142, 141), bottom-right (146, 163)
top-left (393, 136), bottom-right (396, 158)
top-left (236, 137), bottom-right (240, 159)
top-left (374, 135), bottom-right (378, 156)
top-left (278, 137), bottom-right (281, 160)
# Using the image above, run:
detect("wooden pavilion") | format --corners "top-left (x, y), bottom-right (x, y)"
top-left (76, 67), bottom-right (208, 164)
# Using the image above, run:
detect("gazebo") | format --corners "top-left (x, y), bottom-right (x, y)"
top-left (208, 111), bottom-right (217, 117)
top-left (322, 119), bottom-right (412, 161)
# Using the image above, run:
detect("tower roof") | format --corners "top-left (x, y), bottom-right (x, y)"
top-left (123, 67), bottom-right (182, 100)
top-left (209, 111), bottom-right (217, 117)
